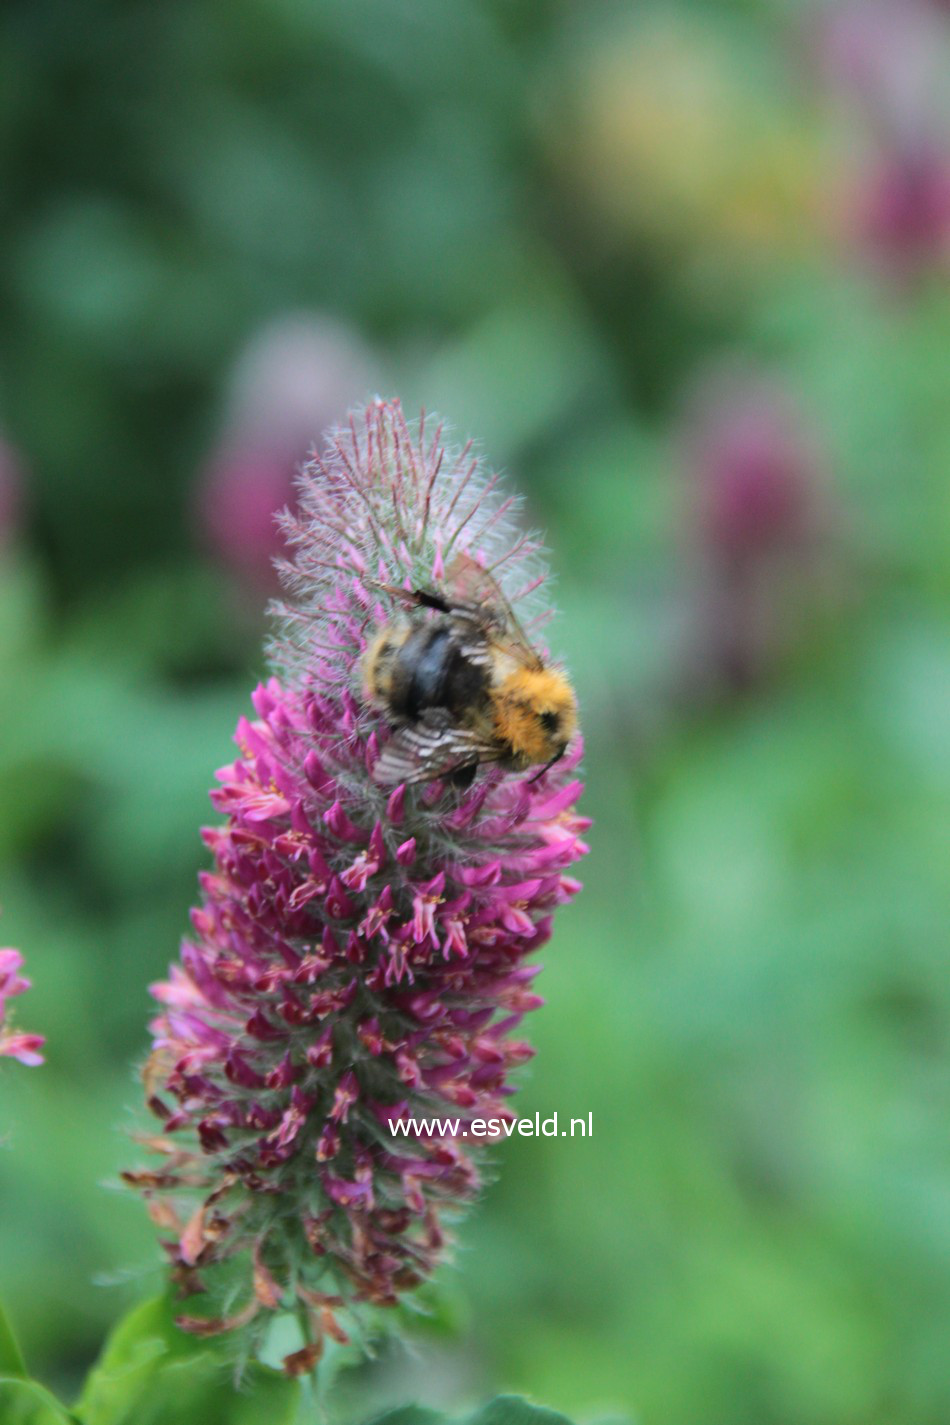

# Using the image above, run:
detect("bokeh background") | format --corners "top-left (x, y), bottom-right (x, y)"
top-left (1, 1), bottom-right (949, 1422)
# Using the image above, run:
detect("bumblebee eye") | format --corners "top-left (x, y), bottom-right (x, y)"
top-left (539, 710), bottom-right (559, 735)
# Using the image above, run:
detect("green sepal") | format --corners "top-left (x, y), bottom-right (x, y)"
top-left (74, 1295), bottom-right (301, 1425)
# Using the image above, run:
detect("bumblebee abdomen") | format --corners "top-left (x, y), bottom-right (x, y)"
top-left (363, 625), bottom-right (411, 705)
top-left (387, 622), bottom-right (489, 722)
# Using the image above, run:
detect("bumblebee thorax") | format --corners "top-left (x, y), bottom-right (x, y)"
top-left (493, 666), bottom-right (578, 766)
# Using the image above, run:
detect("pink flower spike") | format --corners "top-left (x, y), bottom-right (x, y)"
top-left (0, 947), bottom-right (43, 1068)
top-left (0, 947), bottom-right (30, 1002)
top-left (129, 400), bottom-right (587, 1370)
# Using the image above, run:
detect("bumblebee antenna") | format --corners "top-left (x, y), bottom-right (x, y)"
top-left (527, 747), bottom-right (565, 785)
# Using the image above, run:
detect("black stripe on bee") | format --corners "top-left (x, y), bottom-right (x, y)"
top-left (388, 623), bottom-right (489, 722)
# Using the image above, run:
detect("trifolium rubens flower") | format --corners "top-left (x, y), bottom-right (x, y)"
top-left (127, 399), bottom-right (588, 1374)
top-left (0, 947), bottom-right (44, 1066)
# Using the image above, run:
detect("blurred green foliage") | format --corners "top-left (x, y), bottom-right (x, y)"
top-left (1, 1), bottom-right (949, 1423)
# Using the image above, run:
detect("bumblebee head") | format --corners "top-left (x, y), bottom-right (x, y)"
top-left (495, 666), bottom-right (578, 770)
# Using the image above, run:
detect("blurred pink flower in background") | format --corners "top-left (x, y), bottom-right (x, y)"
top-left (678, 365), bottom-right (834, 694)
top-left (816, 0), bottom-right (950, 283)
top-left (0, 948), bottom-right (44, 1066)
top-left (817, 0), bottom-right (946, 134)
top-left (195, 314), bottom-right (379, 592)
top-left (854, 141), bottom-right (950, 281)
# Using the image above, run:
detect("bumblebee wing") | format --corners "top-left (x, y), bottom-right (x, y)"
top-left (444, 552), bottom-right (540, 668)
top-left (371, 711), bottom-right (500, 786)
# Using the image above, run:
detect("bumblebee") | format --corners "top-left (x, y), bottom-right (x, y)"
top-left (362, 553), bottom-right (578, 787)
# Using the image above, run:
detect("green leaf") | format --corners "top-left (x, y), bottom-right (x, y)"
top-left (462, 1398), bottom-right (575, 1425)
top-left (0, 1300), bottom-right (28, 1378)
top-left (366, 1409), bottom-right (445, 1425)
top-left (0, 1377), bottom-right (78, 1424)
top-left (74, 1295), bottom-right (301, 1425)
top-left (368, 1398), bottom-right (581, 1425)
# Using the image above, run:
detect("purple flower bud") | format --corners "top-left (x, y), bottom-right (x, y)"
top-left (0, 948), bottom-right (44, 1066)
top-left (130, 399), bottom-right (588, 1368)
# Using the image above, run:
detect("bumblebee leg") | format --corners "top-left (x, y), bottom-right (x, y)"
top-left (411, 588), bottom-right (453, 614)
top-left (446, 762), bottom-right (478, 789)
top-left (371, 582), bottom-right (452, 614)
